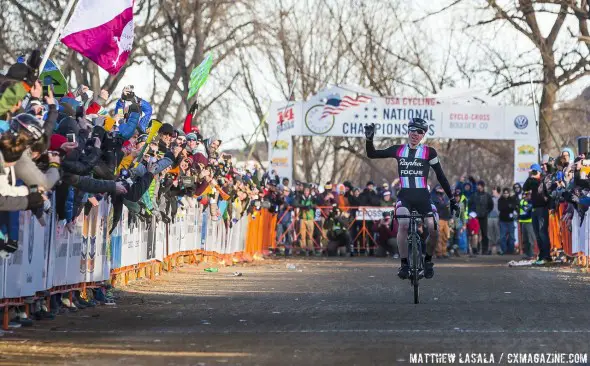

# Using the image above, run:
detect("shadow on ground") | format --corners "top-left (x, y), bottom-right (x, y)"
top-left (1, 256), bottom-right (589, 365)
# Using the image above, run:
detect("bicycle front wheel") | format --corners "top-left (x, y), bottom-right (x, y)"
top-left (410, 233), bottom-right (420, 304)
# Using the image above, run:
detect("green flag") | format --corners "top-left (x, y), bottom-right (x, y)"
top-left (188, 53), bottom-right (213, 99)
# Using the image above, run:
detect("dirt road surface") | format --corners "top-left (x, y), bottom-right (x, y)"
top-left (1, 256), bottom-right (589, 365)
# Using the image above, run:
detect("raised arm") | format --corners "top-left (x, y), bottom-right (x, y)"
top-left (366, 140), bottom-right (397, 159)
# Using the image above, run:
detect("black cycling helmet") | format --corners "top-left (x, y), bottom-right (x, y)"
top-left (10, 113), bottom-right (44, 141)
top-left (408, 117), bottom-right (428, 133)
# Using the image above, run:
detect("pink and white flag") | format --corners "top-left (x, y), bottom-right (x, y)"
top-left (60, 0), bottom-right (134, 75)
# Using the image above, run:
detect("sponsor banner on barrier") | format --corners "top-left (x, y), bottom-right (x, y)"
top-left (85, 202), bottom-right (110, 282)
top-left (21, 213), bottom-right (49, 297)
top-left (572, 211), bottom-right (590, 255)
top-left (4, 212), bottom-right (28, 298)
top-left (169, 219), bottom-right (179, 255)
top-left (139, 219), bottom-right (149, 263)
top-left (200, 210), bottom-right (209, 249)
top-left (65, 216), bottom-right (85, 287)
top-left (185, 205), bottom-right (196, 251)
top-left (0, 257), bottom-right (5, 299)
top-left (355, 207), bottom-right (394, 221)
top-left (178, 215), bottom-right (187, 252)
top-left (52, 220), bottom-right (70, 287)
top-left (155, 220), bottom-right (166, 261)
top-left (120, 209), bottom-right (142, 268)
top-left (1, 201), bottom-right (250, 301)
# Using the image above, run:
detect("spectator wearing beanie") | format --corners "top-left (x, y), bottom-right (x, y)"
top-left (470, 180), bottom-right (493, 254)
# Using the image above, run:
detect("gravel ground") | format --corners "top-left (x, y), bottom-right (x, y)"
top-left (1, 255), bottom-right (589, 365)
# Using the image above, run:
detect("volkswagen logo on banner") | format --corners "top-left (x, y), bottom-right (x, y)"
top-left (514, 115), bottom-right (528, 129)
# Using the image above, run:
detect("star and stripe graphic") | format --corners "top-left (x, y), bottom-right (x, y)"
top-left (321, 94), bottom-right (372, 119)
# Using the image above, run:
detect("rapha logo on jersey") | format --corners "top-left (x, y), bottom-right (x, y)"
top-left (514, 115), bottom-right (528, 130)
top-left (399, 158), bottom-right (423, 168)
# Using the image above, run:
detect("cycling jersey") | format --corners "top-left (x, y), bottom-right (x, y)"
top-left (366, 141), bottom-right (453, 200)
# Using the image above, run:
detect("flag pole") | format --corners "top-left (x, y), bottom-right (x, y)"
top-left (528, 69), bottom-right (542, 163)
top-left (39, 0), bottom-right (78, 72)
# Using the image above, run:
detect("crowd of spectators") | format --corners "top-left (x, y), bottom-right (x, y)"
top-left (267, 147), bottom-right (588, 265)
top-left (0, 51), bottom-right (269, 327)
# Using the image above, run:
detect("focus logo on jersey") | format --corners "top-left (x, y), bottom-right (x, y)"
top-left (401, 169), bottom-right (424, 176)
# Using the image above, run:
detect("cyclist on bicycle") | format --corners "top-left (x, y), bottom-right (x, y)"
top-left (364, 118), bottom-right (458, 279)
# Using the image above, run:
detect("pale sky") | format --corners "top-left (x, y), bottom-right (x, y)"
top-left (112, 0), bottom-right (590, 150)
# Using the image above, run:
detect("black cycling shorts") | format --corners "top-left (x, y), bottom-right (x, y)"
top-left (395, 189), bottom-right (437, 216)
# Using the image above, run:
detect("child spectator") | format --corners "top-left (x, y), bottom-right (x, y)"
top-left (467, 212), bottom-right (480, 257)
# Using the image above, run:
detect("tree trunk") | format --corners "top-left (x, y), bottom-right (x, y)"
top-left (157, 71), bottom-right (182, 120)
top-left (538, 81), bottom-right (559, 154)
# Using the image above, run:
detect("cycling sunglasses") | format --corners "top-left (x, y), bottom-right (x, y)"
top-left (408, 127), bottom-right (426, 134)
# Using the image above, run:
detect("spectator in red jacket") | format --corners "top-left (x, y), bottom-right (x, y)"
top-left (467, 212), bottom-right (480, 256)
top-left (374, 211), bottom-right (399, 258)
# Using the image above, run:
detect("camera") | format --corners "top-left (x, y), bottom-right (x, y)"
top-left (121, 85), bottom-right (136, 101)
top-left (181, 176), bottom-right (194, 189)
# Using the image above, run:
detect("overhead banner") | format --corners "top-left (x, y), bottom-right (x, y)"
top-left (302, 92), bottom-right (440, 138)
top-left (269, 85), bottom-right (539, 183)
top-left (293, 86), bottom-right (536, 140)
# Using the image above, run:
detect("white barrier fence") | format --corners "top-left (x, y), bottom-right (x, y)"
top-left (0, 197), bottom-right (249, 300)
top-left (572, 210), bottom-right (590, 256)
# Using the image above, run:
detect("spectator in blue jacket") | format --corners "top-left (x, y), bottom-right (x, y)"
top-left (114, 86), bottom-right (152, 133)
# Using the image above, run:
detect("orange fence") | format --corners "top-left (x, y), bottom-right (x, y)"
top-left (246, 205), bottom-right (588, 265)
top-left (244, 207), bottom-right (390, 254)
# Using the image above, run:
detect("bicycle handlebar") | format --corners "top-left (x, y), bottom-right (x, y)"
top-left (389, 212), bottom-right (436, 219)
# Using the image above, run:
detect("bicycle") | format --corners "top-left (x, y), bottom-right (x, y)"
top-left (392, 210), bottom-right (436, 304)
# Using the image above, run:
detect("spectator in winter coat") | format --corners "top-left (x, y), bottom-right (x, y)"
top-left (497, 188), bottom-right (517, 255)
top-left (523, 164), bottom-right (552, 263)
top-left (470, 180), bottom-right (494, 254)
top-left (373, 211), bottom-right (398, 257)
top-left (466, 212), bottom-right (480, 256)
top-left (277, 186), bottom-right (294, 249)
top-left (488, 187), bottom-right (501, 254)
top-left (359, 181), bottom-right (380, 206)
top-left (296, 185), bottom-right (317, 254)
top-left (0, 129), bottom-right (45, 211)
top-left (518, 190), bottom-right (535, 259)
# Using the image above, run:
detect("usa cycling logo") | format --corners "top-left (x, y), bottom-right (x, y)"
top-left (514, 115), bottom-right (528, 129)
